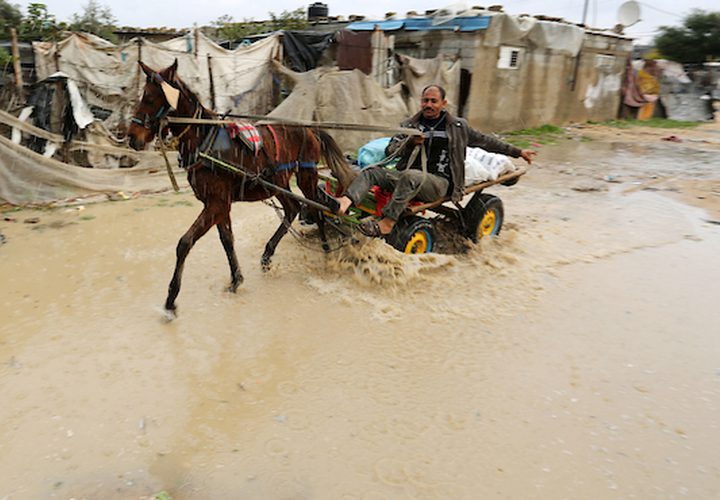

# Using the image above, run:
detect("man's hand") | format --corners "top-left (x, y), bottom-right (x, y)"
top-left (520, 149), bottom-right (537, 164)
top-left (412, 134), bottom-right (425, 146)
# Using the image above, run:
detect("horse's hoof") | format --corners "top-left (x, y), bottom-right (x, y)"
top-left (228, 279), bottom-right (243, 293)
top-left (261, 256), bottom-right (271, 272)
top-left (162, 307), bottom-right (177, 322)
top-left (322, 243), bottom-right (331, 253)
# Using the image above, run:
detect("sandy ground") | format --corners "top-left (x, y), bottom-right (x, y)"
top-left (1, 121), bottom-right (719, 499)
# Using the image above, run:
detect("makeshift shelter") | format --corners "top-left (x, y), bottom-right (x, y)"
top-left (32, 31), bottom-right (281, 131)
top-left (345, 10), bottom-right (633, 131)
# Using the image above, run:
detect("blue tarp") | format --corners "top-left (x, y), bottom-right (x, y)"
top-left (346, 16), bottom-right (491, 32)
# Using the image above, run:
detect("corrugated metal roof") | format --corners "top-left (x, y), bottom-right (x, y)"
top-left (346, 16), bottom-right (491, 32)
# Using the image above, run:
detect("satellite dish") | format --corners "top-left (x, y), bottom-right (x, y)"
top-left (617, 0), bottom-right (641, 28)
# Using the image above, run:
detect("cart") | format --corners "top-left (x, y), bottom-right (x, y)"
top-left (319, 166), bottom-right (527, 254)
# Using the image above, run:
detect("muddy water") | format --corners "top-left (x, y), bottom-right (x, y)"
top-left (1, 139), bottom-right (720, 499)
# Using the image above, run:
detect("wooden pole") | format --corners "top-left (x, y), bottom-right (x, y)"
top-left (194, 28), bottom-right (199, 59)
top-left (206, 54), bottom-right (216, 111)
top-left (52, 38), bottom-right (61, 72)
top-left (136, 38), bottom-right (143, 103)
top-left (10, 28), bottom-right (24, 98)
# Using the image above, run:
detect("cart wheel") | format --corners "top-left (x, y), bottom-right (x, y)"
top-left (464, 193), bottom-right (504, 243)
top-left (386, 216), bottom-right (434, 254)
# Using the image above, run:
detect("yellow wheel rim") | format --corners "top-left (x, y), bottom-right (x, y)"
top-left (404, 232), bottom-right (429, 254)
top-left (479, 210), bottom-right (497, 238)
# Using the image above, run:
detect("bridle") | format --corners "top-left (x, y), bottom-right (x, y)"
top-left (131, 72), bottom-right (186, 134)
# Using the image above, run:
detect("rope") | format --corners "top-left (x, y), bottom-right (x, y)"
top-left (156, 135), bottom-right (180, 192)
top-left (263, 199), bottom-right (354, 253)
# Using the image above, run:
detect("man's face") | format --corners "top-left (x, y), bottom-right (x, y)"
top-left (421, 87), bottom-right (447, 120)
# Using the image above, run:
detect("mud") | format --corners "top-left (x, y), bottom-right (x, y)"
top-left (1, 122), bottom-right (720, 498)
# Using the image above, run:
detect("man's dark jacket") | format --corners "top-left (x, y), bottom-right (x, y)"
top-left (389, 110), bottom-right (522, 202)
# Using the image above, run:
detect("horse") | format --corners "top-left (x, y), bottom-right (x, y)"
top-left (127, 59), bottom-right (356, 317)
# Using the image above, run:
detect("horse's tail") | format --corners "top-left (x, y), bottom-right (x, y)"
top-left (315, 129), bottom-right (357, 189)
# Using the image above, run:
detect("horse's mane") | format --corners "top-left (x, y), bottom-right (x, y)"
top-left (171, 75), bottom-right (215, 118)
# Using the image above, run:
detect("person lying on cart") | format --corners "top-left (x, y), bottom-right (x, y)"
top-left (335, 84), bottom-right (536, 237)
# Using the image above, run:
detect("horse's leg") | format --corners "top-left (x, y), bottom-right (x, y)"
top-left (261, 193), bottom-right (300, 271)
top-left (296, 168), bottom-right (330, 253)
top-left (216, 213), bottom-right (243, 293)
top-left (165, 205), bottom-right (215, 314)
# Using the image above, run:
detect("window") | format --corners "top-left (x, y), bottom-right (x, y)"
top-left (498, 46), bottom-right (523, 69)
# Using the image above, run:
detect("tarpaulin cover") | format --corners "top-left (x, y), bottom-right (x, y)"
top-left (396, 54), bottom-right (461, 116)
top-left (282, 31), bottom-right (334, 72)
top-left (0, 109), bottom-right (184, 204)
top-left (346, 16), bottom-right (491, 32)
top-left (269, 64), bottom-right (409, 151)
top-left (483, 14), bottom-right (585, 57)
top-left (33, 31), bottom-right (280, 130)
top-left (0, 135), bottom-right (182, 205)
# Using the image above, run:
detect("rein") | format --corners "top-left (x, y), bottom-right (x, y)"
top-left (165, 116), bottom-right (424, 137)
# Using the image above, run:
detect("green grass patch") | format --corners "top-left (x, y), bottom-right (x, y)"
top-left (503, 124), bottom-right (565, 136)
top-left (590, 118), bottom-right (700, 129)
top-left (501, 123), bottom-right (566, 148)
top-left (79, 215), bottom-right (96, 221)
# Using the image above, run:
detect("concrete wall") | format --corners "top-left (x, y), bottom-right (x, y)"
top-left (466, 31), bottom-right (632, 132)
top-left (387, 19), bottom-right (632, 131)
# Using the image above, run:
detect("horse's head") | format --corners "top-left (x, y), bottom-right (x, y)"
top-left (127, 59), bottom-right (182, 150)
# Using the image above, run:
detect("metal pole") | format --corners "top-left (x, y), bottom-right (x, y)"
top-left (581, 0), bottom-right (589, 25)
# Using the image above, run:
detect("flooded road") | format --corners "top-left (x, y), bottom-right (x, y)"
top-left (1, 125), bottom-right (720, 498)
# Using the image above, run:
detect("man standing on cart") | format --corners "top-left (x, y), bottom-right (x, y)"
top-left (335, 84), bottom-right (536, 237)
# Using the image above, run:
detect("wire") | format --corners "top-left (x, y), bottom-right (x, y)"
top-left (636, 2), bottom-right (685, 19)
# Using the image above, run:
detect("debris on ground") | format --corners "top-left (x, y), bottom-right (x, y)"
top-left (572, 182), bottom-right (607, 192)
top-left (661, 135), bottom-right (683, 143)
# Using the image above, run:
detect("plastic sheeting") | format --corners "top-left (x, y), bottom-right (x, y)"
top-left (0, 108), bottom-right (184, 204)
top-left (282, 31), bottom-right (334, 72)
top-left (0, 134), bottom-right (183, 205)
top-left (33, 31), bottom-right (281, 130)
top-left (483, 14), bottom-right (585, 57)
top-left (269, 64), bottom-right (410, 151)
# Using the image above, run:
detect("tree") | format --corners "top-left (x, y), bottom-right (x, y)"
top-left (0, 0), bottom-right (23, 38)
top-left (268, 8), bottom-right (308, 31)
top-left (210, 7), bottom-right (307, 42)
top-left (69, 0), bottom-right (117, 42)
top-left (17, 3), bottom-right (63, 41)
top-left (655, 9), bottom-right (720, 64)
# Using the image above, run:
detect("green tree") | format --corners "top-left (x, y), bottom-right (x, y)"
top-left (0, 0), bottom-right (23, 38)
top-left (69, 0), bottom-right (117, 42)
top-left (210, 7), bottom-right (307, 42)
top-left (17, 3), bottom-right (63, 41)
top-left (268, 8), bottom-right (308, 31)
top-left (0, 47), bottom-right (13, 68)
top-left (655, 9), bottom-right (720, 63)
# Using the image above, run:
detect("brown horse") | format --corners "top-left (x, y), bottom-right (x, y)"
top-left (127, 60), bottom-right (356, 316)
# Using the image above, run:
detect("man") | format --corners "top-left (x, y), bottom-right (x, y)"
top-left (336, 84), bottom-right (536, 236)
